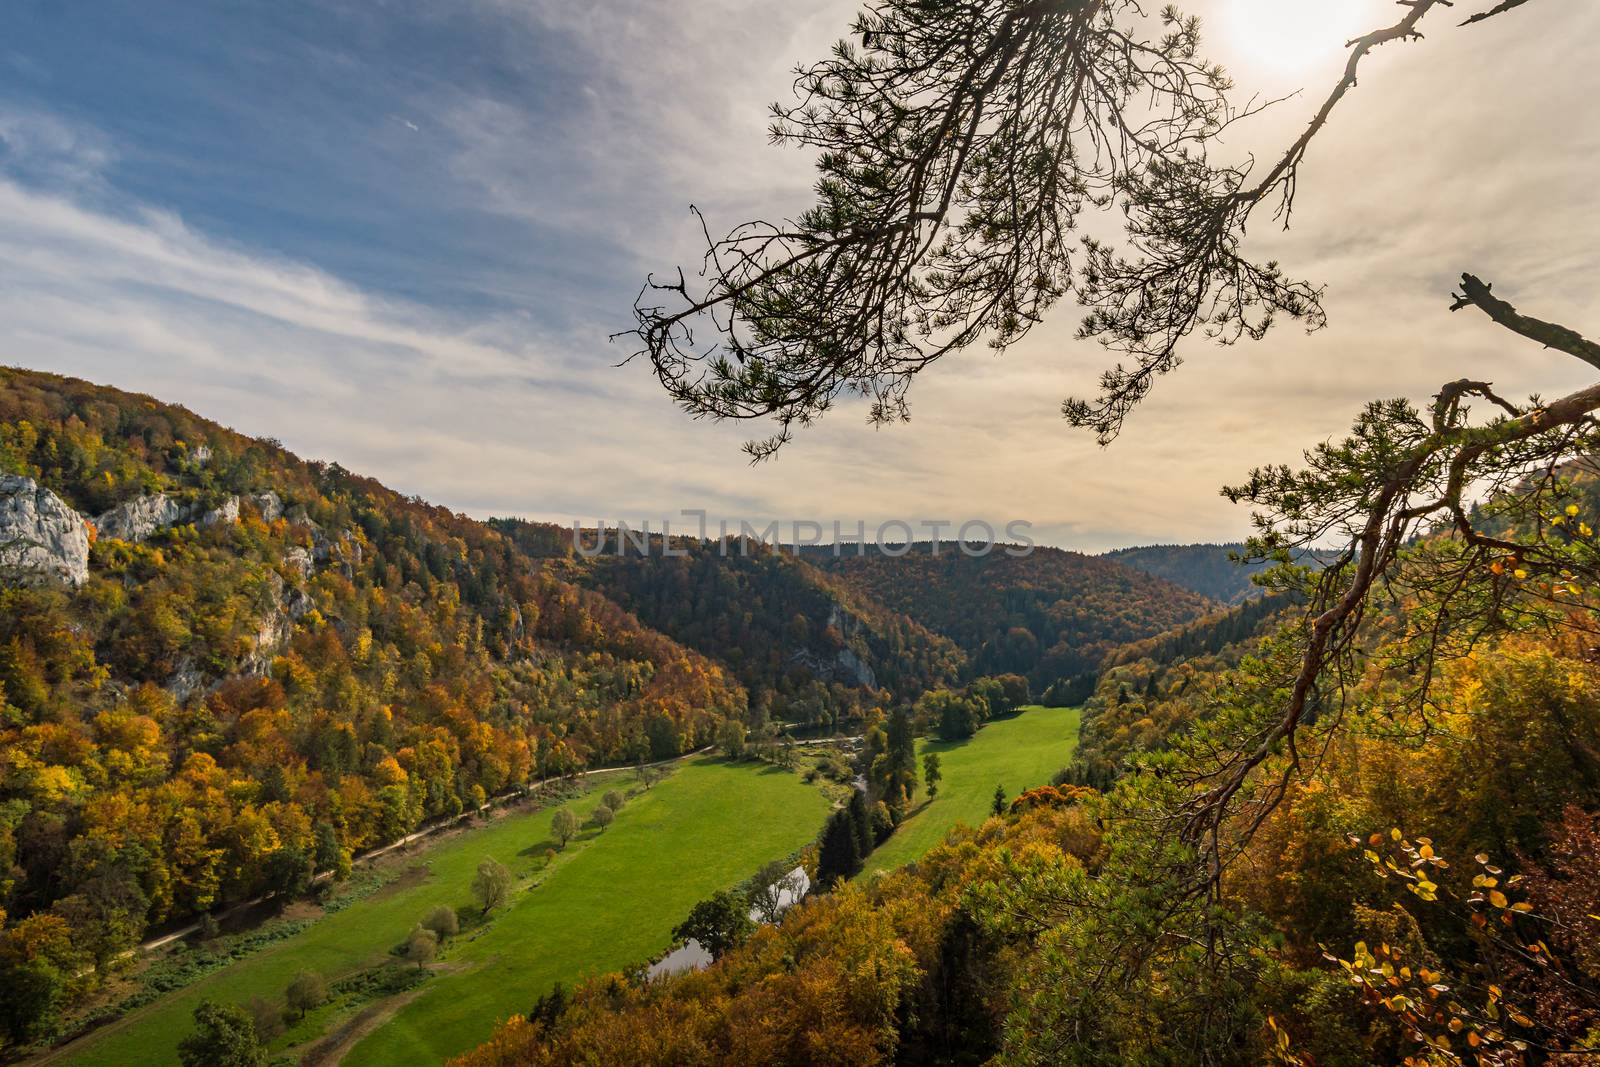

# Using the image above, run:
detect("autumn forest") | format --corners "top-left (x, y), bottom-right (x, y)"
top-left (4, 0), bottom-right (1599, 1064)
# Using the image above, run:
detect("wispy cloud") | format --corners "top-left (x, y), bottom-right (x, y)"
top-left (0, 0), bottom-right (1597, 553)
top-left (0, 105), bottom-right (114, 190)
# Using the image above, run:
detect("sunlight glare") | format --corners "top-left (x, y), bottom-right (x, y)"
top-left (1220, 0), bottom-right (1381, 76)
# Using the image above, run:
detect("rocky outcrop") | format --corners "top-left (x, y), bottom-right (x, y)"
top-left (284, 546), bottom-right (314, 580)
top-left (308, 523), bottom-right (363, 578)
top-left (166, 659), bottom-right (208, 705)
top-left (788, 601), bottom-right (878, 688)
top-left (832, 645), bottom-right (876, 689)
top-left (169, 569), bottom-right (316, 693)
top-left (0, 475), bottom-right (91, 587)
top-left (95, 493), bottom-right (194, 543)
top-left (241, 570), bottom-right (314, 676)
top-left (251, 492), bottom-right (283, 524)
top-left (97, 490), bottom-right (284, 542)
top-left (201, 492), bottom-right (280, 527)
top-left (201, 497), bottom-right (239, 527)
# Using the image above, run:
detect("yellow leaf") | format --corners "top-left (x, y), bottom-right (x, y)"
top-left (1489, 890), bottom-right (1509, 909)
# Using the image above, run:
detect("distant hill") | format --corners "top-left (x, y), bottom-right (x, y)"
top-left (495, 525), bottom-right (966, 725)
top-left (802, 542), bottom-right (1215, 687)
top-left (1102, 542), bottom-right (1271, 603)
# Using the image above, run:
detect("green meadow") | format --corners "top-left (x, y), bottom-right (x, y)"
top-left (864, 705), bottom-right (1081, 875)
top-left (47, 757), bottom-right (828, 1067)
top-left (349, 758), bottom-right (829, 1066)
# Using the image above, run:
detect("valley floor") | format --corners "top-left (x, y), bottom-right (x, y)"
top-left (864, 705), bottom-right (1081, 875)
top-left (40, 757), bottom-right (829, 1067)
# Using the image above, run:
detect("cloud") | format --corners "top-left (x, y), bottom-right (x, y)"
top-left (0, 105), bottom-right (114, 190)
top-left (0, 0), bottom-right (1597, 554)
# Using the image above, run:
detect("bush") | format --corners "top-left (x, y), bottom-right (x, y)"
top-left (870, 802), bottom-right (895, 845)
top-left (421, 905), bottom-right (459, 941)
top-left (246, 996), bottom-right (283, 1042)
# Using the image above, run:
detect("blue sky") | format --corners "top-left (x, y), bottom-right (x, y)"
top-left (2, 0), bottom-right (1597, 551)
top-left (3, 1), bottom-right (633, 318)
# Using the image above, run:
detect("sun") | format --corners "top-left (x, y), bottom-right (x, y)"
top-left (1218, 0), bottom-right (1383, 77)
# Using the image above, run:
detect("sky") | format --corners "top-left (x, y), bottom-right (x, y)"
top-left (1, 0), bottom-right (1597, 552)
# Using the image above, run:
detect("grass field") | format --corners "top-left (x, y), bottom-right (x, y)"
top-left (348, 757), bottom-right (830, 1066)
top-left (864, 705), bottom-right (1081, 875)
top-left (47, 757), bottom-right (828, 1067)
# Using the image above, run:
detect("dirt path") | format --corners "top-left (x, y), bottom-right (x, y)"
top-left (297, 964), bottom-right (466, 1067)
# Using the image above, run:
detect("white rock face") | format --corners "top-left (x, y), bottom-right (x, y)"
top-left (166, 659), bottom-right (207, 704)
top-left (250, 492), bottom-right (283, 524)
top-left (201, 497), bottom-right (240, 527)
top-left (95, 494), bottom-right (195, 542)
top-left (241, 572), bottom-right (313, 676)
top-left (0, 475), bottom-right (91, 587)
top-left (284, 546), bottom-right (314, 579)
top-left (98, 490), bottom-right (283, 541)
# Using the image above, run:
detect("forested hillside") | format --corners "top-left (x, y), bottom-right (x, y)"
top-left (0, 368), bottom-right (747, 1038)
top-left (1102, 542), bottom-right (1268, 603)
top-left (804, 543), bottom-right (1214, 686)
top-left (459, 569), bottom-right (1600, 1067)
top-left (1104, 543), bottom-right (1336, 604)
top-left (568, 541), bottom-right (964, 726)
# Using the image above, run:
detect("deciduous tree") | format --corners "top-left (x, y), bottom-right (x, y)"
top-left (422, 905), bottom-right (459, 942)
top-left (176, 1000), bottom-right (266, 1067)
top-left (471, 857), bottom-right (512, 916)
top-left (672, 890), bottom-right (755, 961)
top-left (283, 970), bottom-right (326, 1022)
top-left (551, 808), bottom-right (580, 850)
top-left (405, 925), bottom-right (438, 970)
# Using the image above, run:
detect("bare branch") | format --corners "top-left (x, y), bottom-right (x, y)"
top-left (1450, 272), bottom-right (1600, 372)
top-left (1461, 0), bottom-right (1536, 27)
top-left (1182, 275), bottom-right (1600, 884)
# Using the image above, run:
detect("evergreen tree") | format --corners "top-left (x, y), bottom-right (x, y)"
top-left (847, 789), bottom-right (874, 858)
top-left (881, 707), bottom-right (919, 812)
top-left (817, 811), bottom-right (863, 887)
top-left (991, 784), bottom-right (1007, 818)
top-left (312, 823), bottom-right (343, 880)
